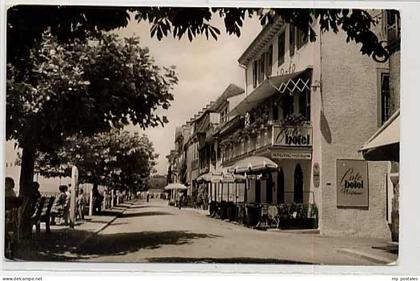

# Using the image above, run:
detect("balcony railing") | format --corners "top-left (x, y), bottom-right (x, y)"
top-left (221, 122), bottom-right (312, 165)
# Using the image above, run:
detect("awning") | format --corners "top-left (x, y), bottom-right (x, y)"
top-left (360, 109), bottom-right (399, 162)
top-left (196, 172), bottom-right (223, 184)
top-left (229, 68), bottom-right (312, 116)
top-left (164, 183), bottom-right (188, 191)
top-left (221, 173), bottom-right (247, 183)
top-left (229, 156), bottom-right (278, 174)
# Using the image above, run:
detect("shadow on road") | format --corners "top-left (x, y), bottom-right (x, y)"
top-left (120, 211), bottom-right (173, 218)
top-left (75, 231), bottom-right (219, 259)
top-left (15, 230), bottom-right (219, 262)
top-left (146, 257), bottom-right (315, 264)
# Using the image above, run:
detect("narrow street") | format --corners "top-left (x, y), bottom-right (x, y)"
top-left (70, 199), bottom-right (395, 264)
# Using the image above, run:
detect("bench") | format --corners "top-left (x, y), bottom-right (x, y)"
top-left (31, 196), bottom-right (56, 235)
top-left (40, 196), bottom-right (55, 233)
top-left (31, 196), bottom-right (46, 236)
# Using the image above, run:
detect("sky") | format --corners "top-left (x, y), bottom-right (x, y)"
top-left (115, 14), bottom-right (262, 175)
top-left (4, 13), bottom-right (262, 192)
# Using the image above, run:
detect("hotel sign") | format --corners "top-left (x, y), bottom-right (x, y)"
top-left (336, 159), bottom-right (369, 208)
top-left (272, 125), bottom-right (312, 147)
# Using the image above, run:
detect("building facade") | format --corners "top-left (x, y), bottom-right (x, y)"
top-left (168, 11), bottom-right (398, 239)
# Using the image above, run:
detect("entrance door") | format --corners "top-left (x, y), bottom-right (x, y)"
top-left (266, 173), bottom-right (273, 203)
top-left (255, 179), bottom-right (261, 203)
top-left (294, 164), bottom-right (304, 203)
top-left (277, 168), bottom-right (285, 204)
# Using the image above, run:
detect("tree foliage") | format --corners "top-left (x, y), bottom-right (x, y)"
top-left (8, 6), bottom-right (391, 65)
top-left (7, 31), bottom-right (177, 153)
top-left (34, 129), bottom-right (158, 192)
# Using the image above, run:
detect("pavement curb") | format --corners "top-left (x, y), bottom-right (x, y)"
top-left (76, 204), bottom-right (130, 249)
top-left (337, 248), bottom-right (396, 265)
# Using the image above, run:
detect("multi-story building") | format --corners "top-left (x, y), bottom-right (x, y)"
top-left (169, 10), bottom-right (399, 240)
top-left (360, 10), bottom-right (400, 241)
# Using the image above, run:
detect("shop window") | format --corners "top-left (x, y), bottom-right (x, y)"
top-left (289, 25), bottom-right (296, 57)
top-left (296, 27), bottom-right (308, 50)
top-left (266, 173), bottom-right (273, 203)
top-left (255, 179), bottom-right (261, 203)
top-left (380, 72), bottom-right (391, 124)
top-left (293, 164), bottom-right (303, 203)
top-left (278, 31), bottom-right (285, 66)
top-left (277, 168), bottom-right (285, 204)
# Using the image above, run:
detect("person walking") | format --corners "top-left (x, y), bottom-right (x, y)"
top-left (77, 188), bottom-right (86, 221)
top-left (178, 192), bottom-right (184, 210)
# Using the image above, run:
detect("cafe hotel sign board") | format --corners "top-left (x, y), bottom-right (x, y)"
top-left (336, 159), bottom-right (369, 208)
top-left (272, 125), bottom-right (312, 147)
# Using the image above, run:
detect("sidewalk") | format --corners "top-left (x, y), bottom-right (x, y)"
top-left (13, 202), bottom-right (132, 261)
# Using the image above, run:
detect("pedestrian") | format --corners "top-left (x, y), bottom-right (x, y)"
top-left (77, 188), bottom-right (86, 220)
top-left (5, 177), bottom-right (16, 198)
top-left (178, 192), bottom-right (184, 210)
top-left (50, 185), bottom-right (68, 225)
top-left (146, 192), bottom-right (150, 202)
top-left (31, 181), bottom-right (42, 215)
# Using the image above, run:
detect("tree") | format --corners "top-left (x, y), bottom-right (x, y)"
top-left (8, 6), bottom-right (392, 65)
top-left (6, 31), bottom-right (177, 237)
top-left (33, 129), bottom-right (158, 194)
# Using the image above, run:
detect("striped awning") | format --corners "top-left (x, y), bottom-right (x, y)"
top-left (228, 68), bottom-right (312, 117)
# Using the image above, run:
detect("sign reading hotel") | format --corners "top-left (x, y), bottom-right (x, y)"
top-left (272, 125), bottom-right (312, 147)
top-left (336, 159), bottom-right (369, 208)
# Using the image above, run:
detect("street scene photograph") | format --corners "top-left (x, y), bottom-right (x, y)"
top-left (4, 6), bottom-right (400, 266)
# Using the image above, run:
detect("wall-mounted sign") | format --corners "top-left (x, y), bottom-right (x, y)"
top-left (313, 162), bottom-right (320, 188)
top-left (272, 125), bottom-right (312, 147)
top-left (336, 159), bottom-right (369, 208)
top-left (271, 151), bottom-right (311, 160)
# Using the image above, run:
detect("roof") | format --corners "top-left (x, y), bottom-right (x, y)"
top-left (210, 84), bottom-right (244, 112)
top-left (238, 18), bottom-right (284, 67)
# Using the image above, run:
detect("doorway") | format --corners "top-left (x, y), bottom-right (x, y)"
top-left (294, 164), bottom-right (304, 203)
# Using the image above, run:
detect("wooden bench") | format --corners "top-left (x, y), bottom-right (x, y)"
top-left (31, 196), bottom-right (46, 236)
top-left (40, 196), bottom-right (55, 233)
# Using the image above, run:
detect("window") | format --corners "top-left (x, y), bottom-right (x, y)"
top-left (282, 94), bottom-right (294, 119)
top-left (278, 31), bottom-right (285, 66)
top-left (298, 89), bottom-right (311, 121)
top-left (253, 60), bottom-right (258, 88)
top-left (380, 73), bottom-right (391, 124)
top-left (296, 27), bottom-right (308, 50)
top-left (289, 24), bottom-right (296, 57)
top-left (272, 101), bottom-right (279, 121)
top-left (265, 45), bottom-right (273, 77)
top-left (258, 55), bottom-right (265, 84)
top-left (386, 10), bottom-right (400, 45)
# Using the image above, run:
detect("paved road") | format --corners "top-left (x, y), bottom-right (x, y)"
top-left (73, 199), bottom-right (395, 265)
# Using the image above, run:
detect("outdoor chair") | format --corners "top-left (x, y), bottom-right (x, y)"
top-left (31, 196), bottom-right (46, 236)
